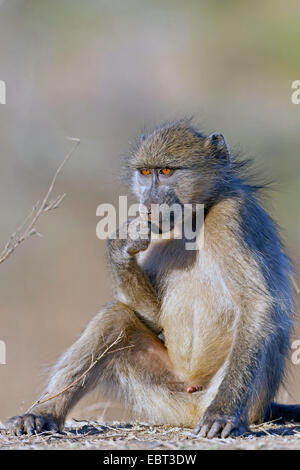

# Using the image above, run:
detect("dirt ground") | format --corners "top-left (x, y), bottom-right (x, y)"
top-left (0, 419), bottom-right (300, 450)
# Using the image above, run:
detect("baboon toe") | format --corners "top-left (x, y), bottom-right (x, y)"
top-left (6, 413), bottom-right (59, 436)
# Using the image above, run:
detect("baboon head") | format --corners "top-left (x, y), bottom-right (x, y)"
top-left (128, 120), bottom-right (231, 230)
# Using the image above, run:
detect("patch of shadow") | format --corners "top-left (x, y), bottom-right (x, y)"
top-left (113, 423), bottom-right (133, 429)
top-left (67, 422), bottom-right (133, 436)
top-left (68, 424), bottom-right (109, 436)
top-left (246, 425), bottom-right (300, 438)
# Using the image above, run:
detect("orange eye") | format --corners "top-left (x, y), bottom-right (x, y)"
top-left (161, 168), bottom-right (172, 175)
top-left (141, 169), bottom-right (151, 176)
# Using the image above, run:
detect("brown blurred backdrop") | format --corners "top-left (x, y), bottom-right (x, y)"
top-left (0, 0), bottom-right (300, 423)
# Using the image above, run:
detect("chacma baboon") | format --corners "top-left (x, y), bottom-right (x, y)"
top-left (7, 120), bottom-right (300, 438)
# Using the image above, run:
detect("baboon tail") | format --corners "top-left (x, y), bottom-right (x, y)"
top-left (264, 402), bottom-right (300, 423)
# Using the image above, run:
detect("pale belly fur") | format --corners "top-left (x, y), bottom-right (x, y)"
top-left (160, 249), bottom-right (237, 386)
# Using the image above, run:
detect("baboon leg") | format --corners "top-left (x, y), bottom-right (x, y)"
top-left (7, 302), bottom-right (198, 435)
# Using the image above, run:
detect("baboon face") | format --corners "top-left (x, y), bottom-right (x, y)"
top-left (129, 123), bottom-right (229, 230)
top-left (134, 167), bottom-right (180, 216)
top-left (133, 167), bottom-right (183, 233)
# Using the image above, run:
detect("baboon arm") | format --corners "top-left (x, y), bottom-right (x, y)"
top-left (195, 200), bottom-right (282, 437)
top-left (207, 302), bottom-right (272, 414)
top-left (193, 302), bottom-right (274, 438)
top-left (111, 256), bottom-right (161, 334)
top-left (107, 225), bottom-right (161, 334)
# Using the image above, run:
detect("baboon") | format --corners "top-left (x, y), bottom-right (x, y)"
top-left (7, 120), bottom-right (300, 438)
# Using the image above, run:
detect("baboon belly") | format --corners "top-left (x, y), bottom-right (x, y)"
top-left (160, 273), bottom-right (236, 384)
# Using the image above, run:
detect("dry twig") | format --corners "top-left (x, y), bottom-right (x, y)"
top-left (26, 332), bottom-right (131, 413)
top-left (0, 137), bottom-right (80, 265)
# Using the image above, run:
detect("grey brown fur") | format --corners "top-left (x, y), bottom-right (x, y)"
top-left (7, 120), bottom-right (299, 438)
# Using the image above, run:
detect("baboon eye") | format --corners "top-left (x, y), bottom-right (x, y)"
top-left (160, 168), bottom-right (172, 176)
top-left (140, 169), bottom-right (151, 176)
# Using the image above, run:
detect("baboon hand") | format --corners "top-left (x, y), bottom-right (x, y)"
top-left (107, 217), bottom-right (151, 258)
top-left (124, 235), bottom-right (150, 256)
top-left (6, 413), bottom-right (60, 436)
top-left (193, 408), bottom-right (249, 439)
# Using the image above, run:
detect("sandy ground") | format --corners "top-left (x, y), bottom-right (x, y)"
top-left (0, 419), bottom-right (300, 450)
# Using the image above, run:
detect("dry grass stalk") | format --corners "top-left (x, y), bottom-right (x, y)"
top-left (0, 137), bottom-right (80, 265)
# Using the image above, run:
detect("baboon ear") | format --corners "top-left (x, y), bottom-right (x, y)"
top-left (204, 132), bottom-right (231, 163)
top-left (140, 133), bottom-right (146, 143)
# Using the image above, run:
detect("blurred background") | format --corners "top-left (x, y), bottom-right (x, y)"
top-left (0, 0), bottom-right (300, 423)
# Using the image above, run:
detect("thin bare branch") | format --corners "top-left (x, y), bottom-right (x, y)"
top-left (26, 332), bottom-right (131, 413)
top-left (0, 138), bottom-right (80, 265)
